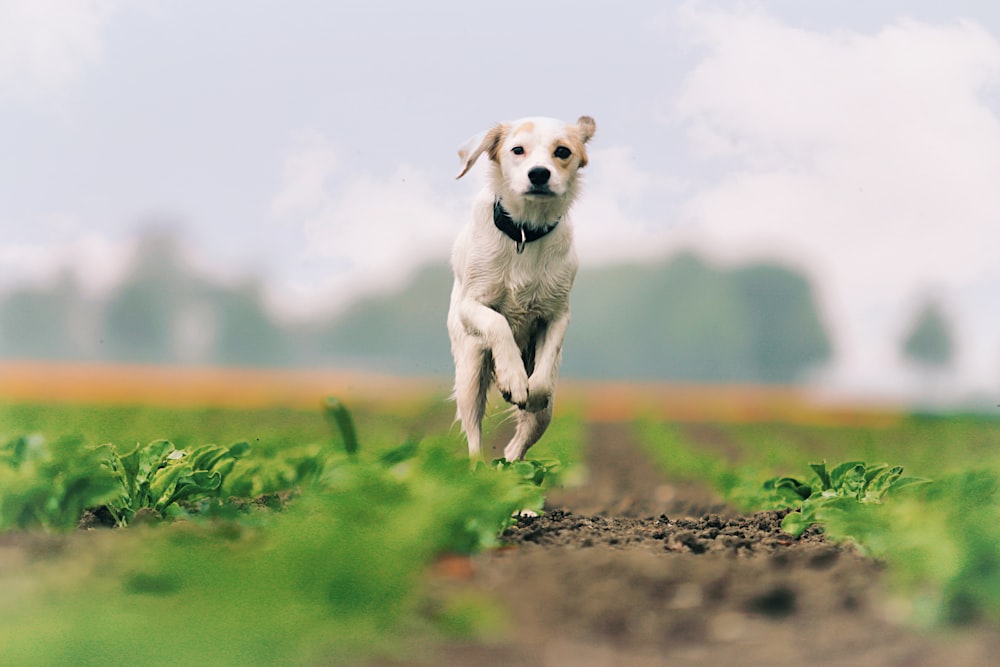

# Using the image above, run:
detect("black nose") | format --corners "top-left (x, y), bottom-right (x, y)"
top-left (528, 167), bottom-right (551, 186)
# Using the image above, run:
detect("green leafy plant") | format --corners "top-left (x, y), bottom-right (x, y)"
top-left (102, 439), bottom-right (250, 525)
top-left (490, 457), bottom-right (561, 488)
top-left (0, 433), bottom-right (552, 665)
top-left (0, 435), bottom-right (120, 531)
top-left (762, 460), bottom-right (930, 537)
top-left (0, 397), bottom-right (574, 664)
top-left (802, 468), bottom-right (1000, 626)
top-left (223, 444), bottom-right (327, 498)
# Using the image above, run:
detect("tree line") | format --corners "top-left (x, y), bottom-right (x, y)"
top-left (0, 233), bottom-right (954, 382)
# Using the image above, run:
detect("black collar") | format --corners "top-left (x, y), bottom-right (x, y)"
top-left (493, 198), bottom-right (560, 254)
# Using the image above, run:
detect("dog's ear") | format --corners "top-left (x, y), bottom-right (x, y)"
top-left (572, 116), bottom-right (596, 168)
top-left (576, 116), bottom-right (596, 144)
top-left (456, 123), bottom-right (508, 179)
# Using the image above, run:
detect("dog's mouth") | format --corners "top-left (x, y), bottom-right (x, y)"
top-left (525, 186), bottom-right (557, 197)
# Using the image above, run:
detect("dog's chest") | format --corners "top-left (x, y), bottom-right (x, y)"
top-left (492, 260), bottom-right (571, 336)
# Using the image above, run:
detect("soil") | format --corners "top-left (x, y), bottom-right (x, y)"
top-left (385, 422), bottom-right (1000, 667)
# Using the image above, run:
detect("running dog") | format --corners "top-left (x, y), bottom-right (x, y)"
top-left (448, 115), bottom-right (596, 460)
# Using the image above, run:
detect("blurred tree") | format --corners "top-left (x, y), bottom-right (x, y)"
top-left (92, 230), bottom-right (303, 367)
top-left (213, 282), bottom-right (291, 367)
top-left (316, 265), bottom-right (453, 374)
top-left (733, 264), bottom-right (831, 383)
top-left (902, 299), bottom-right (954, 368)
top-left (567, 253), bottom-right (831, 382)
top-left (101, 233), bottom-right (185, 363)
top-left (102, 278), bottom-right (174, 362)
top-left (568, 253), bottom-right (753, 381)
top-left (0, 275), bottom-right (80, 360)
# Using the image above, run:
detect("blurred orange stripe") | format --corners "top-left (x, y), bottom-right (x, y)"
top-left (0, 362), bottom-right (900, 426)
top-left (0, 361), bottom-right (445, 410)
top-left (558, 380), bottom-right (901, 427)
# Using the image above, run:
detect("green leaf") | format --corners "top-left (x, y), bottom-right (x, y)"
top-left (774, 476), bottom-right (812, 500)
top-left (379, 439), bottom-right (421, 467)
top-left (842, 464), bottom-right (868, 499)
top-left (829, 461), bottom-right (865, 489)
top-left (863, 463), bottom-right (890, 485)
top-left (134, 440), bottom-right (176, 486)
top-left (781, 510), bottom-right (812, 538)
top-left (149, 464), bottom-right (190, 512)
top-left (864, 466), bottom-right (903, 502)
top-left (187, 444), bottom-right (231, 470)
top-left (887, 476), bottom-right (932, 494)
top-left (809, 462), bottom-right (831, 490)
top-left (228, 441), bottom-right (251, 458)
top-left (162, 470), bottom-right (222, 509)
top-left (324, 398), bottom-right (360, 456)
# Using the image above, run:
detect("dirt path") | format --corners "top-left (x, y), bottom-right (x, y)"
top-left (387, 422), bottom-right (1000, 667)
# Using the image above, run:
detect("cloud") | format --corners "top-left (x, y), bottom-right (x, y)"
top-left (270, 129), bottom-right (339, 220)
top-left (573, 145), bottom-right (689, 264)
top-left (0, 232), bottom-right (133, 296)
top-left (0, 0), bottom-right (125, 100)
top-left (671, 6), bottom-right (1000, 395)
top-left (267, 130), bottom-right (469, 317)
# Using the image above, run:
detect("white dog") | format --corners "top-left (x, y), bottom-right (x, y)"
top-left (448, 115), bottom-right (596, 461)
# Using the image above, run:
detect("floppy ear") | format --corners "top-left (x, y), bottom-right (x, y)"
top-left (456, 124), bottom-right (508, 179)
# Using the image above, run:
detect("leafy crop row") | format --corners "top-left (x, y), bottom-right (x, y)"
top-left (636, 417), bottom-right (1000, 626)
top-left (0, 399), bottom-right (569, 665)
top-left (0, 434), bottom-right (294, 531)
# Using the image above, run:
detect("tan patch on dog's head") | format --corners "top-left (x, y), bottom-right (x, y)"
top-left (512, 120), bottom-right (535, 136)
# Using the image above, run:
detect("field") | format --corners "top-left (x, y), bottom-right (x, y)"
top-left (1, 362), bottom-right (999, 666)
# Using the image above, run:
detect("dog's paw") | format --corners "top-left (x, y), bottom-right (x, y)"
top-left (496, 367), bottom-right (529, 408)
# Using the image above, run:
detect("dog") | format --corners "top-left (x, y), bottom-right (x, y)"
top-left (448, 115), bottom-right (596, 461)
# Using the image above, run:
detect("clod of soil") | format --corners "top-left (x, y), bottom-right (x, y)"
top-left (500, 508), bottom-right (825, 556)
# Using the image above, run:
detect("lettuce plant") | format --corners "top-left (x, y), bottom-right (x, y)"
top-left (762, 460), bottom-right (930, 537)
top-left (102, 439), bottom-right (250, 525)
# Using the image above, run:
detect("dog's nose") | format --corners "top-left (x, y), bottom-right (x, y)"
top-left (528, 167), bottom-right (551, 186)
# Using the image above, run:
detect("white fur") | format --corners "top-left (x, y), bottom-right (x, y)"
top-left (448, 115), bottom-right (596, 460)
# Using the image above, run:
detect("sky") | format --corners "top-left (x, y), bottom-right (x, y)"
top-left (2, 0), bottom-right (1000, 400)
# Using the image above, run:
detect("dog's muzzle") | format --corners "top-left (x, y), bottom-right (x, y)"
top-left (526, 167), bottom-right (555, 196)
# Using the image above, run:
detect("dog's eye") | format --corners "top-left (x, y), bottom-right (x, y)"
top-left (553, 146), bottom-right (572, 159)
top-left (511, 146), bottom-right (525, 155)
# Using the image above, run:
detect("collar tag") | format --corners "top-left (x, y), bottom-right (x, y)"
top-left (516, 227), bottom-right (526, 254)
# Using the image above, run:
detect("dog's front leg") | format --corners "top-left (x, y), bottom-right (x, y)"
top-left (459, 299), bottom-right (529, 407)
top-left (523, 309), bottom-right (570, 413)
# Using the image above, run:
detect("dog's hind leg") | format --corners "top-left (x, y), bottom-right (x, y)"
top-left (502, 402), bottom-right (553, 462)
top-left (453, 346), bottom-right (492, 458)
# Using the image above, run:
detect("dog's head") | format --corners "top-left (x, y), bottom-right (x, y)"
top-left (456, 116), bottom-right (596, 224)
